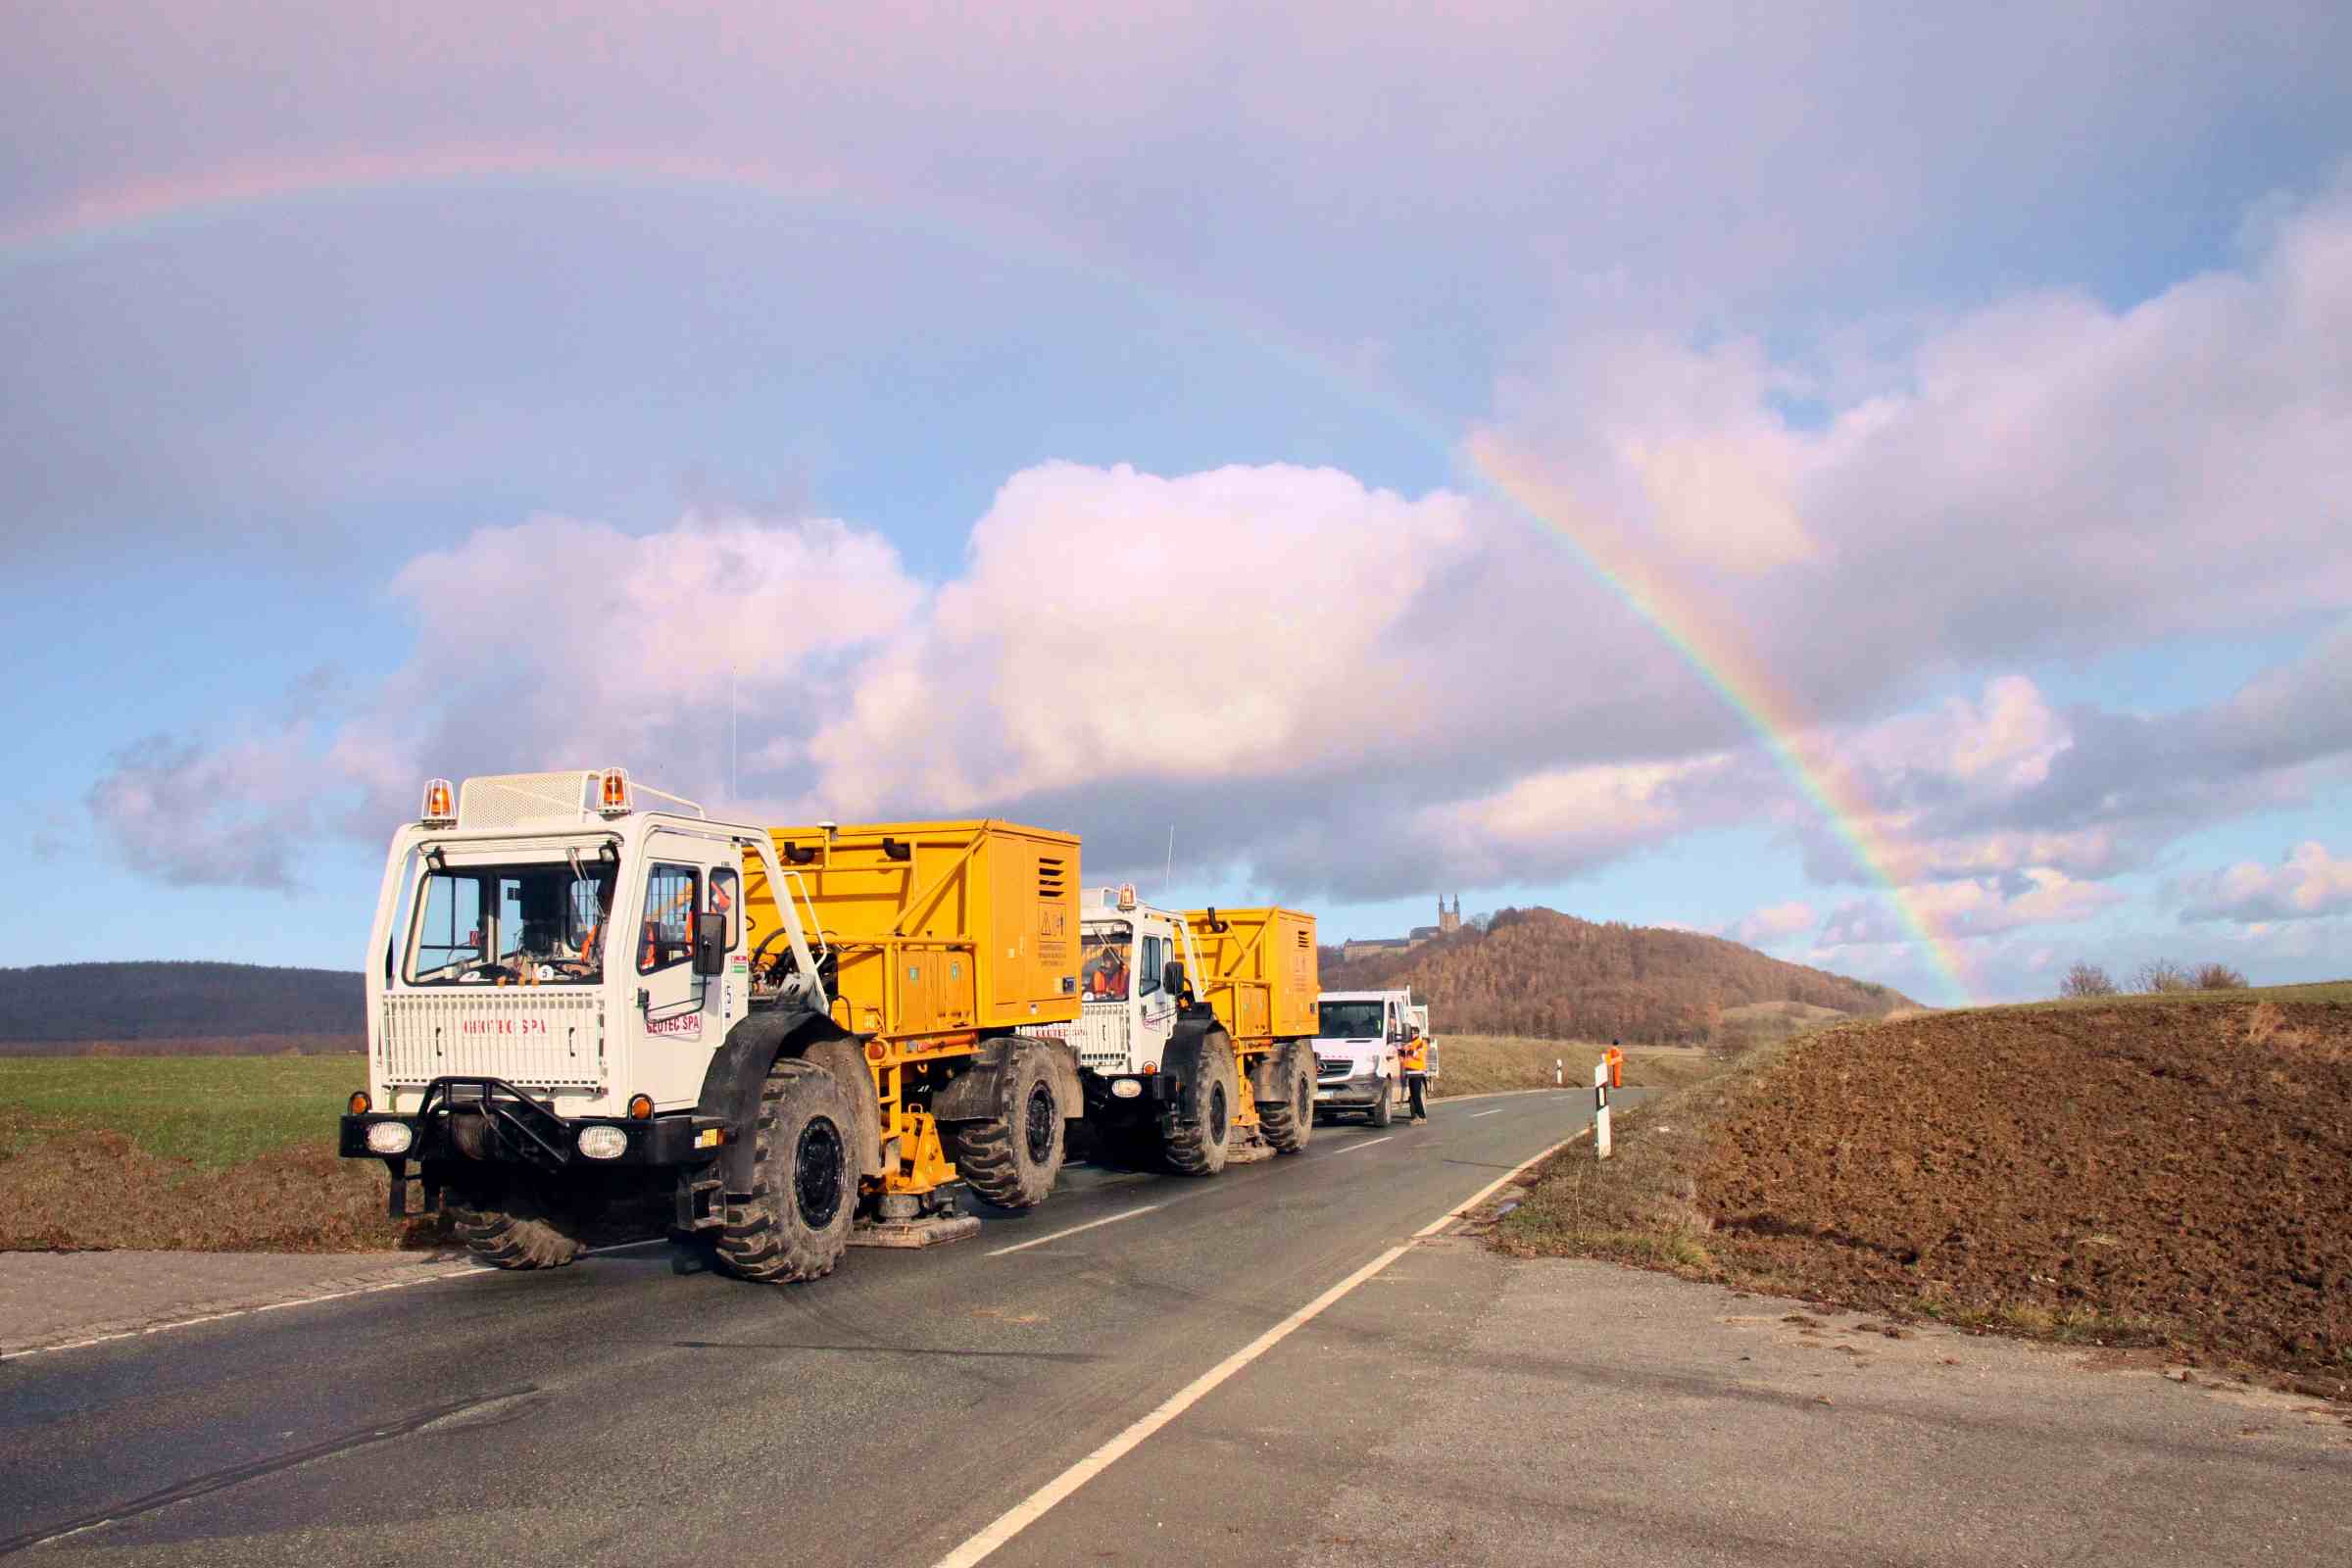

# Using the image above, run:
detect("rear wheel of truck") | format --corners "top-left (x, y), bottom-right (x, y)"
top-left (1255, 1043), bottom-right (1315, 1154)
top-left (716, 1059), bottom-right (856, 1284)
top-left (449, 1184), bottom-right (585, 1270)
top-left (1367, 1076), bottom-right (1395, 1129)
top-left (1163, 1031), bottom-right (1237, 1177)
top-left (946, 1037), bottom-right (1065, 1209)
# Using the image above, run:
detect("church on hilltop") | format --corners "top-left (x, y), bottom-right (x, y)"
top-left (1339, 897), bottom-right (1461, 962)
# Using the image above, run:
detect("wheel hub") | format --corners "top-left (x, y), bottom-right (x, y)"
top-left (1207, 1081), bottom-right (1228, 1143)
top-left (1023, 1080), bottom-right (1056, 1165)
top-left (795, 1117), bottom-right (845, 1229)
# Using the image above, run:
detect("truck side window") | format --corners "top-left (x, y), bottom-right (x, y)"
top-left (1139, 934), bottom-right (1165, 996)
top-left (710, 868), bottom-right (740, 949)
top-left (639, 862), bottom-right (700, 974)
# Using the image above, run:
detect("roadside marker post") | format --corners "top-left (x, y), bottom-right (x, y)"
top-left (1593, 1060), bottom-right (1612, 1159)
top-left (1554, 1057), bottom-right (1563, 1087)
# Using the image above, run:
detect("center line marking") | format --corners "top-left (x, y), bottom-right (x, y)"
top-left (1469, 1108), bottom-right (1506, 1118)
top-left (1331, 1135), bottom-right (1395, 1154)
top-left (986, 1203), bottom-right (1168, 1256)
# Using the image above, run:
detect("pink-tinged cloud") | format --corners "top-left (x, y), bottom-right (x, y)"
top-left (2180, 841), bottom-right (2352, 923)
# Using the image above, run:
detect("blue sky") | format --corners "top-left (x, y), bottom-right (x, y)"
top-left (5, 2), bottom-right (2349, 1004)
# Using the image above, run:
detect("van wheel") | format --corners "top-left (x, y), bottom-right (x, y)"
top-left (716, 1059), bottom-right (855, 1284)
top-left (1368, 1077), bottom-right (1395, 1128)
top-left (1255, 1043), bottom-right (1315, 1154)
top-left (946, 1037), bottom-right (1065, 1209)
top-left (450, 1184), bottom-right (584, 1270)
top-left (1164, 1031), bottom-right (1237, 1176)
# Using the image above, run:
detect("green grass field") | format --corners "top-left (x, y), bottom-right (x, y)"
top-left (0, 1054), bottom-right (363, 1167)
top-left (1432, 1034), bottom-right (1726, 1098)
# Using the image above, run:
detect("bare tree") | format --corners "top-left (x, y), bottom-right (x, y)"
top-left (2059, 961), bottom-right (2119, 998)
top-left (2133, 958), bottom-right (2193, 994)
top-left (2193, 962), bottom-right (2249, 990)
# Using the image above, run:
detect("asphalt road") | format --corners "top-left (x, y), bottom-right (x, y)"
top-left (0, 1089), bottom-right (1616, 1565)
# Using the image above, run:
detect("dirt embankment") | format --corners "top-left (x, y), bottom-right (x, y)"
top-left (0, 1132), bottom-right (447, 1252)
top-left (1501, 996), bottom-right (2352, 1394)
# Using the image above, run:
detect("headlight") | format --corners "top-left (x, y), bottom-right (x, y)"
top-left (576, 1125), bottom-right (629, 1160)
top-left (1109, 1078), bottom-right (1143, 1100)
top-left (365, 1121), bottom-right (414, 1155)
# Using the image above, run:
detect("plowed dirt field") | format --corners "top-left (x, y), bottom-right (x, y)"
top-left (1702, 999), bottom-right (2349, 1384)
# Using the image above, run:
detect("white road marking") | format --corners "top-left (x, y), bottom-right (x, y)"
top-left (985, 1203), bottom-right (1169, 1257)
top-left (930, 1119), bottom-right (1598, 1568)
top-left (929, 1242), bottom-right (1413, 1568)
top-left (1330, 1135), bottom-right (1395, 1154)
top-left (1469, 1108), bottom-right (1507, 1118)
top-left (4, 1239), bottom-right (668, 1362)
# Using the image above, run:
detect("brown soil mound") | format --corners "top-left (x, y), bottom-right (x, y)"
top-left (0, 1130), bottom-right (449, 1252)
top-left (1702, 1000), bottom-right (2351, 1384)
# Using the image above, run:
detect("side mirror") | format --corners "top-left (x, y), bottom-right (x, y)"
top-left (1163, 961), bottom-right (1186, 998)
top-left (692, 911), bottom-right (728, 976)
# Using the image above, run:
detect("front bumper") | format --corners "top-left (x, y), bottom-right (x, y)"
top-left (340, 1076), bottom-right (724, 1170)
top-left (1079, 1068), bottom-right (1182, 1120)
top-left (1314, 1069), bottom-right (1386, 1107)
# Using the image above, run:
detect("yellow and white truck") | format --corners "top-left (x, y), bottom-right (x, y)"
top-left (339, 769), bottom-right (1085, 1283)
top-left (1051, 885), bottom-right (1320, 1174)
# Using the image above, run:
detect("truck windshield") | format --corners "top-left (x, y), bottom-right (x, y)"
top-left (407, 861), bottom-right (618, 986)
top-left (1318, 1001), bottom-right (1387, 1038)
top-left (1079, 928), bottom-right (1132, 1001)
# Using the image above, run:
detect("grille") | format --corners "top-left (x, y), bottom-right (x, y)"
top-left (380, 991), bottom-right (606, 1089)
top-left (455, 771), bottom-right (595, 830)
top-left (1316, 1056), bottom-right (1351, 1078)
top-left (1038, 856), bottom-right (1067, 897)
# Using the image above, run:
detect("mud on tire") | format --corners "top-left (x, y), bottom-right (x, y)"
top-left (1164, 1030), bottom-right (1238, 1177)
top-left (715, 1058), bottom-right (857, 1284)
top-left (1367, 1075), bottom-right (1395, 1129)
top-left (1255, 1042), bottom-right (1315, 1155)
top-left (945, 1036), bottom-right (1065, 1209)
top-left (450, 1184), bottom-right (585, 1270)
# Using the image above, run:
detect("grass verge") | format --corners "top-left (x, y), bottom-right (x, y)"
top-left (1431, 1034), bottom-right (1723, 1100)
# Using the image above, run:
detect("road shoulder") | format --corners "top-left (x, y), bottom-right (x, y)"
top-left (0, 1249), bottom-right (475, 1357)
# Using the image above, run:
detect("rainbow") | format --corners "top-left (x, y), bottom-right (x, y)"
top-left (2, 148), bottom-right (1976, 1002)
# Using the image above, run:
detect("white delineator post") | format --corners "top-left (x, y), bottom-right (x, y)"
top-left (1593, 1059), bottom-right (1612, 1159)
top-left (1554, 1057), bottom-right (1563, 1087)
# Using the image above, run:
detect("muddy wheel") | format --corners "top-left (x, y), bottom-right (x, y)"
top-left (1164, 1031), bottom-right (1237, 1177)
top-left (450, 1184), bottom-right (584, 1270)
top-left (946, 1037), bottom-right (1065, 1209)
top-left (1368, 1076), bottom-right (1395, 1129)
top-left (715, 1059), bottom-right (856, 1284)
top-left (1255, 1043), bottom-right (1315, 1154)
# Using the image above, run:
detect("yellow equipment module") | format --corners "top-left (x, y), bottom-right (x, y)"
top-left (1183, 906), bottom-right (1320, 1046)
top-left (732, 819), bottom-right (1085, 1238)
top-left (748, 819), bottom-right (1080, 1038)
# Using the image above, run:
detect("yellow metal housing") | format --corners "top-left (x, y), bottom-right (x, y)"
top-left (1183, 906), bottom-right (1319, 1046)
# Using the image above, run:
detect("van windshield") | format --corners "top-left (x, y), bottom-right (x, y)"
top-left (1318, 1001), bottom-right (1387, 1038)
top-left (407, 861), bottom-right (619, 986)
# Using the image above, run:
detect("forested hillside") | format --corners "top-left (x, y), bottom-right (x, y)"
top-left (1321, 907), bottom-right (1913, 1044)
top-left (0, 962), bottom-right (363, 1043)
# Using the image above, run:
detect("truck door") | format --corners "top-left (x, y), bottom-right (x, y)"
top-left (1135, 927), bottom-right (1175, 1064)
top-left (631, 835), bottom-right (720, 1099)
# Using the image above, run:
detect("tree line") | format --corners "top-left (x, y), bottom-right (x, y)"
top-left (2058, 958), bottom-right (2250, 998)
top-left (1320, 906), bottom-right (1912, 1044)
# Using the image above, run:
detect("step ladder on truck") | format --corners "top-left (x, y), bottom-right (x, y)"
top-left (1051, 885), bottom-right (1320, 1175)
top-left (340, 769), bottom-right (1087, 1284)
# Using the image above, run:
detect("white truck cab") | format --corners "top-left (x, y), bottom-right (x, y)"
top-left (1313, 987), bottom-right (1421, 1126)
top-left (1046, 884), bottom-right (1203, 1089)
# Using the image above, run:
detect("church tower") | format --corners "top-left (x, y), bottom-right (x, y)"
top-left (1439, 895), bottom-right (1460, 936)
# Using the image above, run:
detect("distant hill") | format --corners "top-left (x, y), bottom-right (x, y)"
top-left (1319, 907), bottom-right (1915, 1045)
top-left (0, 962), bottom-right (363, 1045)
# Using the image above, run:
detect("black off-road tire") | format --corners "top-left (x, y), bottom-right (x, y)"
top-left (945, 1037), bottom-right (1065, 1209)
top-left (450, 1185), bottom-right (585, 1270)
top-left (715, 1059), bottom-right (856, 1284)
top-left (1255, 1043), bottom-right (1315, 1155)
top-left (1367, 1076), bottom-right (1395, 1128)
top-left (1164, 1031), bottom-right (1238, 1177)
